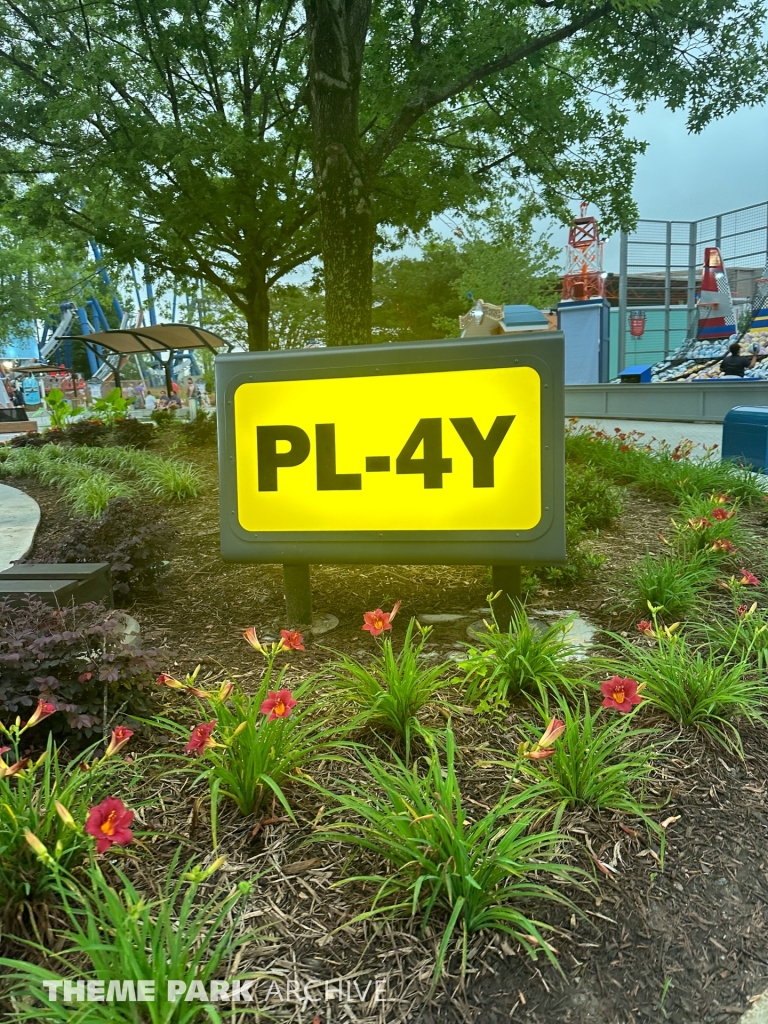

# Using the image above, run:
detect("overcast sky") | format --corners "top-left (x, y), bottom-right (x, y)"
top-left (600, 99), bottom-right (768, 271)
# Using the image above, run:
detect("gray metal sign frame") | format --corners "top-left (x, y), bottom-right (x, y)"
top-left (216, 334), bottom-right (565, 566)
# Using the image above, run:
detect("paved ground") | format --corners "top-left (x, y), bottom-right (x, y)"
top-left (573, 417), bottom-right (722, 452)
top-left (0, 482), bottom-right (41, 570)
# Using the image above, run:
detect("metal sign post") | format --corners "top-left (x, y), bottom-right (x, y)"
top-left (216, 335), bottom-right (565, 631)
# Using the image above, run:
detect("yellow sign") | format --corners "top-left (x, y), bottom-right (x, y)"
top-left (233, 365), bottom-right (541, 533)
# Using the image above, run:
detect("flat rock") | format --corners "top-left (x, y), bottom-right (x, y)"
top-left (310, 612), bottom-right (339, 637)
top-left (466, 608), bottom-right (598, 661)
top-left (740, 992), bottom-right (768, 1024)
top-left (0, 483), bottom-right (41, 572)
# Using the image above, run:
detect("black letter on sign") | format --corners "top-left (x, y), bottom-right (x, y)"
top-left (450, 416), bottom-right (515, 487)
top-left (395, 418), bottom-right (452, 489)
top-left (256, 425), bottom-right (311, 491)
top-left (316, 424), bottom-right (362, 490)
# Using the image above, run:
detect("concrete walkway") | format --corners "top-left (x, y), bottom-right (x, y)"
top-left (0, 483), bottom-right (41, 571)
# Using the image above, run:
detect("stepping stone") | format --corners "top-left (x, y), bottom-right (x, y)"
top-left (466, 608), bottom-right (598, 662)
top-left (310, 612), bottom-right (339, 637)
top-left (740, 992), bottom-right (768, 1023)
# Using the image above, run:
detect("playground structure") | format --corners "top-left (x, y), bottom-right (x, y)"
top-left (2, 243), bottom-right (219, 404)
top-left (561, 202), bottom-right (606, 302)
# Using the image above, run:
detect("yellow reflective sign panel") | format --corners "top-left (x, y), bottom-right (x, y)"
top-left (233, 365), bottom-right (541, 533)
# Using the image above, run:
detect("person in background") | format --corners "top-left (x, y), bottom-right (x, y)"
top-left (720, 340), bottom-right (757, 377)
top-left (168, 392), bottom-right (182, 409)
top-left (144, 391), bottom-right (157, 412)
top-left (171, 378), bottom-right (180, 396)
top-left (157, 390), bottom-right (170, 410)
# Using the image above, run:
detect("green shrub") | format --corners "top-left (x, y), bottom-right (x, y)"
top-left (605, 620), bottom-right (768, 755)
top-left (0, 597), bottom-right (159, 742)
top-left (539, 505), bottom-right (606, 586)
top-left (460, 603), bottom-right (573, 712)
top-left (181, 411), bottom-right (217, 447)
top-left (0, 718), bottom-right (132, 935)
top-left (565, 461), bottom-right (624, 530)
top-left (625, 550), bottom-right (720, 621)
top-left (325, 617), bottom-right (454, 755)
top-left (0, 853), bottom-right (257, 1024)
top-left (311, 727), bottom-right (580, 986)
top-left (30, 497), bottom-right (173, 599)
top-left (566, 424), bottom-right (764, 503)
top-left (515, 694), bottom-right (661, 825)
top-left (155, 643), bottom-right (345, 839)
top-left (671, 492), bottom-right (744, 558)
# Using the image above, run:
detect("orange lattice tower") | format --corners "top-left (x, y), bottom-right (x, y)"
top-left (561, 202), bottom-right (605, 301)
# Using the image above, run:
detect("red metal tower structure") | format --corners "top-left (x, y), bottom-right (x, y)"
top-left (561, 202), bottom-right (605, 301)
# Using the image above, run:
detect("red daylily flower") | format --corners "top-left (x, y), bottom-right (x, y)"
top-left (687, 516), bottom-right (710, 530)
top-left (711, 539), bottom-right (735, 553)
top-left (105, 726), bottom-right (133, 758)
top-left (280, 629), bottom-right (305, 651)
top-left (85, 797), bottom-right (134, 854)
top-left (362, 600), bottom-right (402, 636)
top-left (637, 620), bottom-right (655, 637)
top-left (711, 507), bottom-right (734, 521)
top-left (714, 493), bottom-right (731, 505)
top-left (260, 689), bottom-right (297, 721)
top-left (740, 569), bottom-right (760, 587)
top-left (156, 673), bottom-right (184, 689)
top-left (601, 676), bottom-right (643, 713)
top-left (185, 721), bottom-right (217, 755)
top-left (737, 602), bottom-right (757, 619)
top-left (26, 700), bottom-right (56, 728)
top-left (0, 751), bottom-right (30, 778)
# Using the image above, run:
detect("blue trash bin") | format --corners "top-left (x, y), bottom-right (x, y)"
top-left (722, 406), bottom-right (768, 470)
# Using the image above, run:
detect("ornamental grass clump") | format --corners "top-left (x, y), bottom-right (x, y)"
top-left (606, 608), bottom-right (768, 756)
top-left (460, 602), bottom-right (573, 712)
top-left (0, 852), bottom-right (257, 1024)
top-left (671, 492), bottom-right (744, 558)
top-left (311, 727), bottom-right (580, 987)
top-left (156, 630), bottom-right (346, 840)
top-left (325, 606), bottom-right (454, 757)
top-left (625, 550), bottom-right (720, 621)
top-left (514, 693), bottom-right (662, 836)
top-left (0, 707), bottom-right (136, 935)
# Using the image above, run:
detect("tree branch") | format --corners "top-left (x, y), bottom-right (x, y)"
top-left (366, 2), bottom-right (613, 171)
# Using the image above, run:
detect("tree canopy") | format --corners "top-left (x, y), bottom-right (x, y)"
top-left (0, 0), bottom-right (766, 349)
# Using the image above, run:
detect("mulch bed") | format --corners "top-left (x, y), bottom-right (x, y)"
top-left (9, 436), bottom-right (768, 1023)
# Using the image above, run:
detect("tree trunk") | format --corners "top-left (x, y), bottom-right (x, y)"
top-left (243, 274), bottom-right (271, 351)
top-left (304, 0), bottom-right (375, 347)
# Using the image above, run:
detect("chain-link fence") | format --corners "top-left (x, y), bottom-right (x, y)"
top-left (616, 202), bottom-right (768, 373)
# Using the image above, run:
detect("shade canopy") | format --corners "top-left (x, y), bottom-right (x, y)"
top-left (68, 323), bottom-right (228, 355)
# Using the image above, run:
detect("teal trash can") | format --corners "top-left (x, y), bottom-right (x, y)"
top-left (722, 406), bottom-right (768, 470)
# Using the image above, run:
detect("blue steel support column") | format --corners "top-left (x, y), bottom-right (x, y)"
top-left (618, 230), bottom-right (628, 373)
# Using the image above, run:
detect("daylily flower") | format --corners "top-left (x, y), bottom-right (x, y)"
top-left (518, 718), bottom-right (566, 760)
top-left (280, 629), bottom-right (305, 651)
top-left (218, 681), bottom-right (235, 701)
top-left (362, 600), bottom-right (401, 636)
top-left (713, 493), bottom-right (731, 505)
top-left (260, 689), bottom-right (297, 721)
top-left (54, 801), bottom-right (77, 829)
top-left (24, 829), bottom-right (54, 865)
top-left (185, 721), bottom-right (217, 755)
top-left (600, 676), bottom-right (643, 713)
top-left (0, 754), bottom-right (29, 779)
top-left (711, 539), bottom-right (735, 553)
top-left (105, 726), bottom-right (134, 758)
top-left (711, 507), bottom-right (734, 521)
top-left (740, 569), bottom-right (760, 587)
top-left (637, 620), bottom-right (655, 637)
top-left (85, 797), bottom-right (134, 854)
top-left (156, 673), bottom-right (185, 690)
top-left (26, 700), bottom-right (56, 728)
top-left (737, 602), bottom-right (757, 619)
top-left (242, 627), bottom-right (265, 653)
top-left (687, 516), bottom-right (711, 530)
